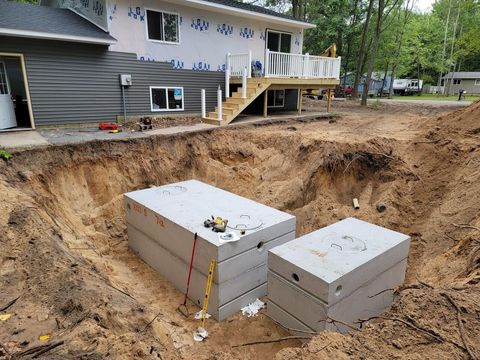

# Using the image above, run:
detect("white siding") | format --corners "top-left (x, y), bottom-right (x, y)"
top-left (107, 0), bottom-right (304, 72)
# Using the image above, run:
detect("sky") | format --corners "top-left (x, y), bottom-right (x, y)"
top-left (415, 0), bottom-right (436, 13)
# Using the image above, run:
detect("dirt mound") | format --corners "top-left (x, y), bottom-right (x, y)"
top-left (0, 101), bottom-right (479, 359)
top-left (276, 100), bottom-right (480, 359)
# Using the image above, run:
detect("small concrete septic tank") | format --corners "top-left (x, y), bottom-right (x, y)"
top-left (267, 217), bottom-right (410, 334)
top-left (124, 179), bottom-right (296, 320)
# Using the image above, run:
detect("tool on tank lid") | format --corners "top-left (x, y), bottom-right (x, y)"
top-left (203, 216), bottom-right (228, 233)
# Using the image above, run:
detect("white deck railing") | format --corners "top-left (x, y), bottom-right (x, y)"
top-left (265, 50), bottom-right (341, 79)
top-left (224, 50), bottom-right (340, 99)
top-left (226, 52), bottom-right (252, 78)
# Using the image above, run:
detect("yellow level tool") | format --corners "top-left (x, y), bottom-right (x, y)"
top-left (200, 258), bottom-right (215, 328)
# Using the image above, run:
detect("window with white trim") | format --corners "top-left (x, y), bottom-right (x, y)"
top-left (146, 9), bottom-right (179, 43)
top-left (453, 79), bottom-right (462, 85)
top-left (475, 79), bottom-right (480, 86)
top-left (150, 87), bottom-right (184, 111)
top-left (267, 89), bottom-right (285, 108)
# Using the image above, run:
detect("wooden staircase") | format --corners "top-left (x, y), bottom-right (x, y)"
top-left (202, 79), bottom-right (270, 126)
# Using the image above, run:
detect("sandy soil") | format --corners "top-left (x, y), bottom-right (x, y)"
top-left (0, 99), bottom-right (479, 359)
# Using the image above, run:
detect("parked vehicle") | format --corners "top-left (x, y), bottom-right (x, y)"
top-left (393, 79), bottom-right (423, 95)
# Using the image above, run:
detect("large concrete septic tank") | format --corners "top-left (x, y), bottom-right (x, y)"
top-left (267, 217), bottom-right (410, 334)
top-left (124, 180), bottom-right (296, 320)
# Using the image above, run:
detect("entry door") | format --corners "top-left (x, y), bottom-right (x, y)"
top-left (266, 30), bottom-right (292, 76)
top-left (266, 30), bottom-right (292, 53)
top-left (0, 61), bottom-right (16, 129)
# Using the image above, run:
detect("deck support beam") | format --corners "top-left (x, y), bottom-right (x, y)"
top-left (263, 90), bottom-right (268, 117)
top-left (297, 89), bottom-right (302, 115)
top-left (327, 89), bottom-right (332, 112)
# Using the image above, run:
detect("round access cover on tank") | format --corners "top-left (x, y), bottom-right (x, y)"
top-left (155, 185), bottom-right (188, 196)
top-left (227, 214), bottom-right (263, 231)
top-left (319, 233), bottom-right (367, 254)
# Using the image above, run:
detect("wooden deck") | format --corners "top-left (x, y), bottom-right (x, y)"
top-left (201, 77), bottom-right (339, 126)
top-left (229, 77), bottom-right (340, 89)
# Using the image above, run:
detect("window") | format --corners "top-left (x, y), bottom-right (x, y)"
top-left (475, 79), bottom-right (480, 86)
top-left (150, 87), bottom-right (184, 111)
top-left (146, 9), bottom-right (179, 43)
top-left (453, 79), bottom-right (462, 85)
top-left (266, 30), bottom-right (292, 53)
top-left (267, 90), bottom-right (285, 108)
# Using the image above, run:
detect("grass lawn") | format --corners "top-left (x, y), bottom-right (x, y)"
top-left (390, 93), bottom-right (480, 101)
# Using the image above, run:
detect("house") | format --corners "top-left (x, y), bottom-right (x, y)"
top-left (441, 72), bottom-right (480, 95)
top-left (0, 0), bottom-right (341, 130)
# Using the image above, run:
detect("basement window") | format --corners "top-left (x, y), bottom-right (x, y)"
top-left (150, 86), bottom-right (184, 112)
top-left (146, 9), bottom-right (179, 43)
top-left (267, 89), bottom-right (285, 108)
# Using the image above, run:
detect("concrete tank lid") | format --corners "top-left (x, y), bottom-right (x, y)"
top-left (124, 179), bottom-right (295, 246)
top-left (268, 217), bottom-right (410, 283)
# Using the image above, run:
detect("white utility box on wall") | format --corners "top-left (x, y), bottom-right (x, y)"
top-left (124, 180), bottom-right (296, 320)
top-left (267, 217), bottom-right (410, 334)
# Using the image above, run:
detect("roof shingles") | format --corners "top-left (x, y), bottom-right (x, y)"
top-left (0, 0), bottom-right (115, 42)
top-left (442, 72), bottom-right (480, 79)
top-left (202, 0), bottom-right (302, 22)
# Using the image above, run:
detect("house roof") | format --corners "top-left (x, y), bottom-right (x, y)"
top-left (203, 0), bottom-right (299, 22)
top-left (0, 0), bottom-right (116, 45)
top-left (442, 72), bottom-right (480, 79)
top-left (169, 0), bottom-right (315, 29)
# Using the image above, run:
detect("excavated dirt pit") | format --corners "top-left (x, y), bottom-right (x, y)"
top-left (1, 100), bottom-right (479, 359)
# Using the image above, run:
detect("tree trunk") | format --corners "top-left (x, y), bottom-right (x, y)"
top-left (380, 61), bottom-right (389, 97)
top-left (388, 63), bottom-right (397, 98)
top-left (342, 0), bottom-right (360, 87)
top-left (445, 5), bottom-right (461, 95)
top-left (361, 0), bottom-right (385, 106)
top-left (437, 0), bottom-right (452, 90)
top-left (417, 57), bottom-right (421, 96)
top-left (352, 0), bottom-right (375, 99)
top-left (389, 0), bottom-right (413, 98)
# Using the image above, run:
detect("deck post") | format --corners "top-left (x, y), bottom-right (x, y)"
top-left (225, 69), bottom-right (230, 98)
top-left (248, 50), bottom-right (252, 78)
top-left (226, 53), bottom-right (231, 98)
top-left (297, 89), bottom-right (302, 115)
top-left (217, 86), bottom-right (222, 120)
top-left (263, 89), bottom-right (268, 117)
top-left (304, 53), bottom-right (310, 79)
top-left (242, 67), bottom-right (247, 99)
top-left (201, 89), bottom-right (206, 118)
top-left (327, 88), bottom-right (332, 112)
top-left (264, 48), bottom-right (270, 78)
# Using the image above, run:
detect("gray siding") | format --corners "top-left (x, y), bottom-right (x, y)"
top-left (445, 79), bottom-right (480, 95)
top-left (0, 36), bottom-right (225, 126)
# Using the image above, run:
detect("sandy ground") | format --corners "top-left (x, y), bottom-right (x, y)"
top-left (0, 99), bottom-right (479, 359)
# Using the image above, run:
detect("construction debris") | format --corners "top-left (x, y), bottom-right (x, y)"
top-left (376, 202), bottom-right (387, 212)
top-left (241, 299), bottom-right (265, 317)
top-left (138, 117), bottom-right (153, 131)
top-left (353, 198), bottom-right (360, 209)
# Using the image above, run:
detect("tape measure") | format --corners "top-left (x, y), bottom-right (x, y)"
top-left (200, 258), bottom-right (215, 328)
